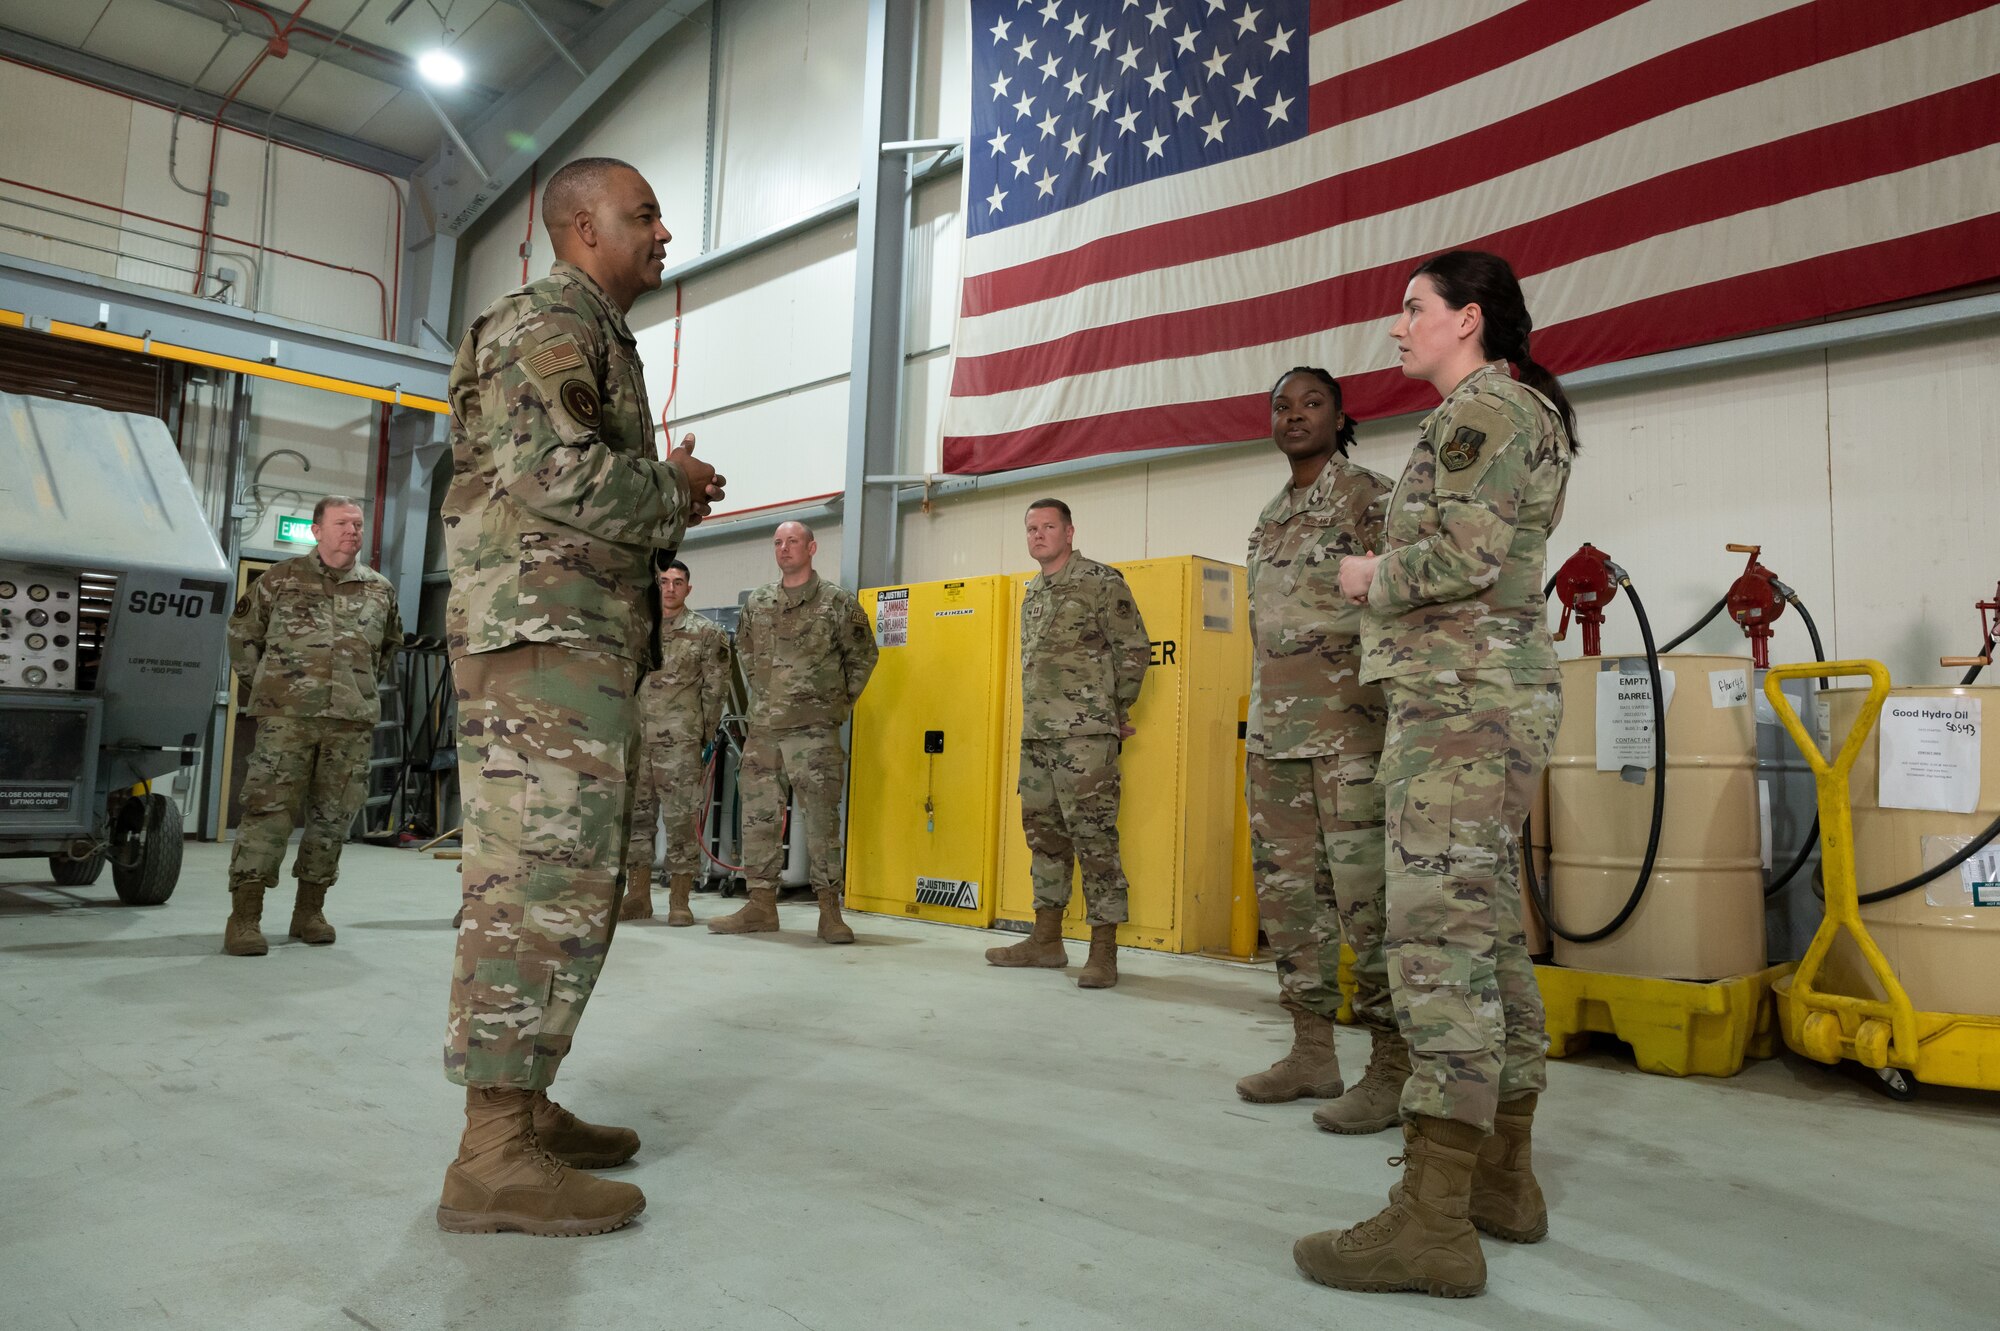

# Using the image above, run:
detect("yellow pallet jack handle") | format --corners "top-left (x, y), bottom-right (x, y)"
top-left (1763, 660), bottom-right (1920, 1069)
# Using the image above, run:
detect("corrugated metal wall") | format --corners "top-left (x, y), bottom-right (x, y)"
top-left (0, 62), bottom-right (402, 341)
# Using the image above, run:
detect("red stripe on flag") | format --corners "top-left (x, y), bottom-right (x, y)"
top-left (1308, 0), bottom-right (1649, 133)
top-left (958, 0), bottom-right (1992, 320)
top-left (942, 212), bottom-right (2000, 474)
top-left (1310, 0), bottom-right (1404, 31)
top-left (948, 74), bottom-right (2000, 396)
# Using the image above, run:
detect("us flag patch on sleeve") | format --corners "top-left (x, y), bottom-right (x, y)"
top-left (527, 339), bottom-right (585, 379)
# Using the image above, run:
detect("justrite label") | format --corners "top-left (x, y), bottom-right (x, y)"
top-left (915, 876), bottom-right (979, 910)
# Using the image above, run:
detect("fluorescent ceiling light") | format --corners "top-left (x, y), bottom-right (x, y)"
top-left (417, 49), bottom-right (465, 86)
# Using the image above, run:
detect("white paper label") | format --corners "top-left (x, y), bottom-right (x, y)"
top-left (1814, 696), bottom-right (1834, 757)
top-left (1921, 836), bottom-right (2000, 908)
top-left (1879, 698), bottom-right (1981, 814)
top-left (1710, 668), bottom-right (1750, 709)
top-left (1596, 668), bottom-right (1677, 772)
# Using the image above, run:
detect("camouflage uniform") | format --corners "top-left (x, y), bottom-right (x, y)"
top-left (735, 573), bottom-right (877, 895)
top-left (1246, 456), bottom-right (1392, 1024)
top-left (626, 608), bottom-right (733, 878)
top-left (1362, 363), bottom-right (1573, 1133)
top-left (440, 260), bottom-right (692, 1090)
top-left (226, 552), bottom-right (401, 893)
top-left (1018, 553), bottom-right (1150, 926)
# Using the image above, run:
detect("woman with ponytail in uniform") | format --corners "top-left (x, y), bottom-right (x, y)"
top-left (1296, 251), bottom-right (1577, 1299)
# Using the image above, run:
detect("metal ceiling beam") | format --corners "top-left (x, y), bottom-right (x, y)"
top-left (0, 25), bottom-right (421, 177)
top-left (414, 0), bottom-right (706, 237)
top-left (0, 251), bottom-right (450, 399)
top-left (147, 0), bottom-right (507, 105)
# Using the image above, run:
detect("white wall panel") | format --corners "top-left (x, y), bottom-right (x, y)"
top-left (711, 0), bottom-right (866, 246)
top-left (0, 62), bottom-right (133, 279)
top-left (659, 218), bottom-right (857, 417)
top-left (1827, 324), bottom-right (2000, 686)
top-left (914, 0), bottom-right (970, 142)
top-left (541, 12), bottom-right (713, 269)
top-left (673, 377), bottom-right (850, 517)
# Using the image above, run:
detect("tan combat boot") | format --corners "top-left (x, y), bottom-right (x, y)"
top-left (665, 872), bottom-right (696, 927)
top-left (815, 889), bottom-right (855, 944)
top-left (530, 1090), bottom-right (640, 1169)
top-left (984, 906), bottom-right (1069, 968)
top-left (223, 885), bottom-right (268, 956)
top-left (618, 865), bottom-right (653, 922)
top-left (1314, 1027), bottom-right (1411, 1135)
top-left (1236, 1001), bottom-right (1343, 1103)
top-left (1292, 1116), bottom-right (1488, 1298)
top-left (1470, 1092), bottom-right (1548, 1243)
top-left (1076, 922), bottom-right (1119, 989)
top-left (708, 884), bottom-right (779, 934)
top-left (437, 1087), bottom-right (646, 1237)
top-left (289, 882), bottom-right (336, 945)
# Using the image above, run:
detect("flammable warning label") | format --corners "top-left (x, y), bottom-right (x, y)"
top-left (914, 876), bottom-right (979, 910)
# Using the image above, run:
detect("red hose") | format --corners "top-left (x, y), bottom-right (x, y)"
top-left (692, 748), bottom-right (786, 877)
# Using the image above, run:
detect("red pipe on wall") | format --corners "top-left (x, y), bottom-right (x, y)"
top-left (193, 2), bottom-right (315, 296)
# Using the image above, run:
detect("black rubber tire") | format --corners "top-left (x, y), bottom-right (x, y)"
top-left (112, 794), bottom-right (184, 906)
top-left (49, 850), bottom-right (107, 886)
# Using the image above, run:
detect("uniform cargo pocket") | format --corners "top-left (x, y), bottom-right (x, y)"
top-left (1375, 707), bottom-right (1509, 784)
top-left (1336, 777), bottom-right (1385, 825)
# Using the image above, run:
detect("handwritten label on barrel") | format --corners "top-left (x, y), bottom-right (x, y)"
top-left (1880, 698), bottom-right (1980, 814)
top-left (1710, 668), bottom-right (1750, 709)
top-left (1595, 668), bottom-right (1677, 772)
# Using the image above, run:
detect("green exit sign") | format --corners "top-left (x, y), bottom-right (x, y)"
top-left (276, 514), bottom-right (317, 545)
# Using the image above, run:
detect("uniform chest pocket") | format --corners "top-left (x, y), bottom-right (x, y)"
top-left (272, 594), bottom-right (326, 643)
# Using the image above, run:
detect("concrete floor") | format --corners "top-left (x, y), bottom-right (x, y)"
top-left (2, 843), bottom-right (1994, 1331)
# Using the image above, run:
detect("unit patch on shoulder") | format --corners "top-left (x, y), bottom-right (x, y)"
top-left (559, 378), bottom-right (601, 428)
top-left (527, 338), bottom-right (585, 379)
top-left (1439, 425), bottom-right (1486, 472)
top-left (233, 594), bottom-right (250, 617)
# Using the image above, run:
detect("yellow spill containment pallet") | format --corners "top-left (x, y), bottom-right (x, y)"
top-left (1538, 962), bottom-right (1794, 1078)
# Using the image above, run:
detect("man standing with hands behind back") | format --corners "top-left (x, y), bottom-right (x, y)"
top-left (986, 499), bottom-right (1150, 989)
top-left (436, 156), bottom-right (724, 1238)
top-left (709, 521), bottom-right (878, 943)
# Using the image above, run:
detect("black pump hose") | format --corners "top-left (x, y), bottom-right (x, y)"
top-left (1764, 593), bottom-right (1827, 898)
top-left (1661, 594), bottom-right (1730, 654)
top-left (1532, 572), bottom-right (1669, 944)
top-left (1808, 632), bottom-right (2000, 905)
top-left (1963, 637), bottom-right (1993, 686)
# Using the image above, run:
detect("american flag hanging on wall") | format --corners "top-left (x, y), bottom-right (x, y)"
top-left (941, 0), bottom-right (2000, 475)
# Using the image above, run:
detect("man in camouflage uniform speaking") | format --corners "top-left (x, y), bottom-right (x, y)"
top-left (985, 499), bottom-right (1150, 989)
top-left (435, 157), bottom-right (723, 1238)
top-left (619, 559), bottom-right (732, 926)
top-left (708, 521), bottom-right (877, 943)
top-left (222, 496), bottom-right (401, 957)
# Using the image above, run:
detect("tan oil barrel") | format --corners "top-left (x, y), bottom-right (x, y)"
top-left (1549, 653), bottom-right (1764, 980)
top-left (1821, 685), bottom-right (2000, 1016)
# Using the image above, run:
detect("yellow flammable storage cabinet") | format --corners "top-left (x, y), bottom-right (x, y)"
top-left (993, 555), bottom-right (1251, 953)
top-left (845, 576), bottom-right (1015, 928)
